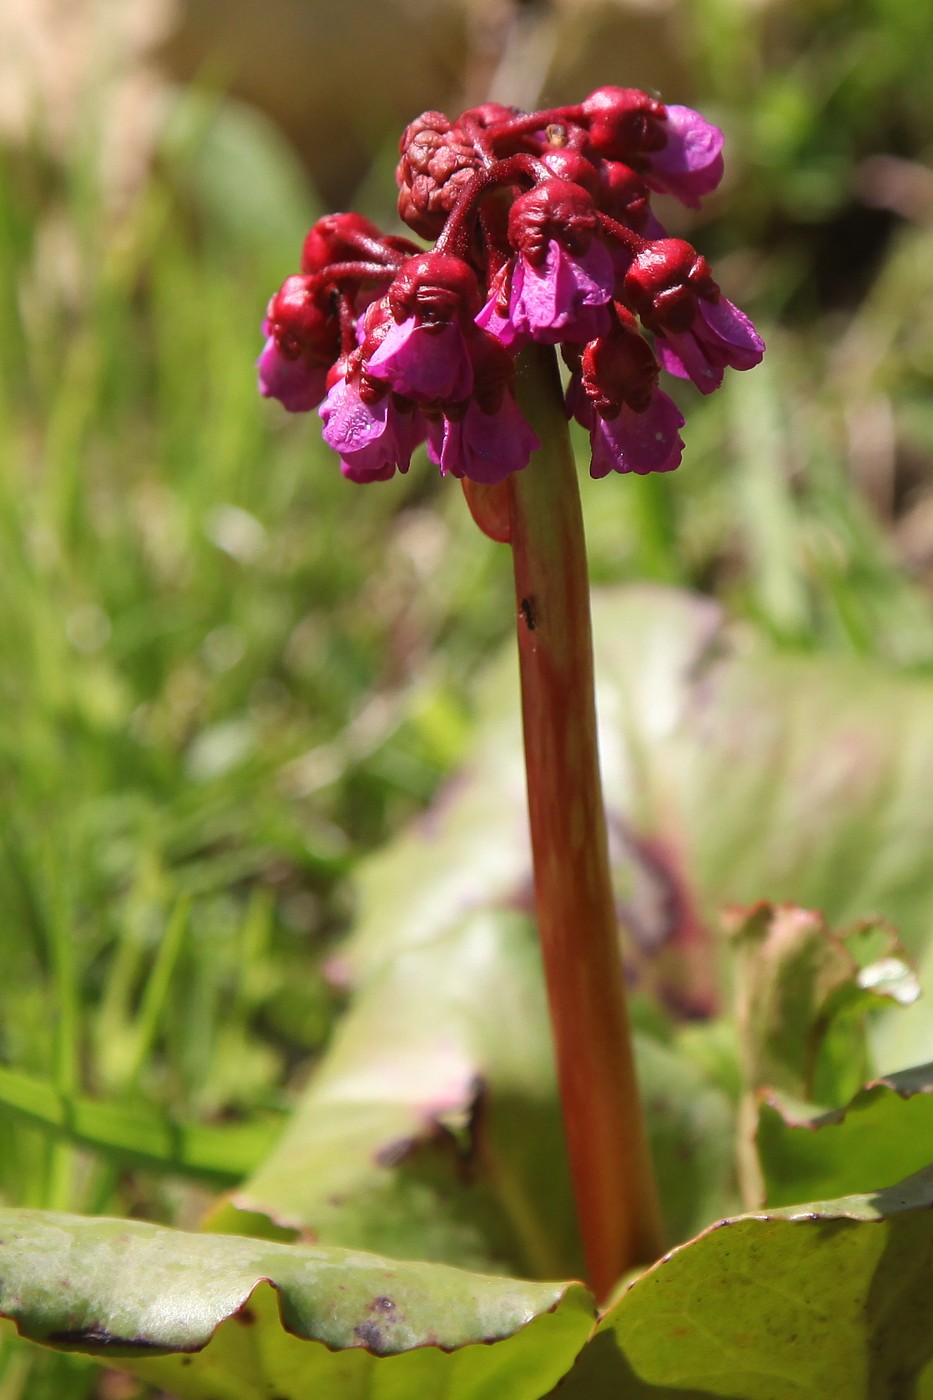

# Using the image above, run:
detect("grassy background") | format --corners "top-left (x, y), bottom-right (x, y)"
top-left (0, 0), bottom-right (932, 1393)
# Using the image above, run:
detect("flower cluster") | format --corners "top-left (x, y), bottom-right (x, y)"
top-left (258, 87), bottom-right (764, 484)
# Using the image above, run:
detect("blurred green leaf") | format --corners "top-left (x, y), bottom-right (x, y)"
top-left (728, 904), bottom-right (918, 1106)
top-left (208, 908), bottom-right (585, 1281)
top-left (758, 1063), bottom-right (933, 1207)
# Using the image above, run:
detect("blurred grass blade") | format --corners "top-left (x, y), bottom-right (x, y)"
top-left (0, 1066), bottom-right (274, 1184)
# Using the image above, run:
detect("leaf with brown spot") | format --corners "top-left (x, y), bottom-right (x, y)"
top-left (0, 1209), bottom-right (594, 1400)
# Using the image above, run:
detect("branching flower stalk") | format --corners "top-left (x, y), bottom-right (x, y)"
top-left (257, 86), bottom-right (764, 1298)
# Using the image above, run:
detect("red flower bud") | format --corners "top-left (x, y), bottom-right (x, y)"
top-left (598, 161), bottom-right (651, 231)
top-left (265, 274), bottom-right (339, 365)
top-left (581, 317), bottom-right (660, 416)
top-left (396, 112), bottom-right (480, 239)
top-left (301, 214), bottom-right (386, 273)
top-left (582, 86), bottom-right (667, 161)
top-left (508, 178), bottom-right (599, 265)
top-left (622, 238), bottom-right (717, 333)
top-left (386, 253), bottom-right (481, 326)
top-left (539, 149), bottom-right (601, 197)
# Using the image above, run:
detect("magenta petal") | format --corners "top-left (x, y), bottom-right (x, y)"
top-left (590, 391), bottom-right (685, 478)
top-left (319, 376), bottom-right (425, 481)
top-left (660, 106), bottom-right (724, 173)
top-left (571, 239), bottom-right (618, 304)
top-left (698, 297), bottom-right (765, 370)
top-left (432, 398), bottom-right (539, 483)
top-left (510, 240), bottom-right (614, 343)
top-left (476, 268), bottom-right (526, 349)
top-left (658, 328), bottom-right (724, 394)
top-left (366, 316), bottom-right (473, 404)
top-left (563, 298), bottom-right (614, 345)
top-left (659, 294), bottom-right (764, 394)
top-left (645, 105), bottom-right (725, 208)
top-left (475, 292), bottom-right (525, 349)
top-left (257, 338), bottom-right (327, 412)
top-left (320, 377), bottom-right (386, 453)
top-left (655, 338), bottom-right (690, 381)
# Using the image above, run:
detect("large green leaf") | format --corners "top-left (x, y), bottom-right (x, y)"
top-left (556, 1165), bottom-right (933, 1398)
top-left (0, 1209), bottom-right (594, 1400)
top-left (208, 905), bottom-right (738, 1269)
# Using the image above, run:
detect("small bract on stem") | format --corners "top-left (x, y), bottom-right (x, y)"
top-left (258, 85), bottom-right (764, 1296)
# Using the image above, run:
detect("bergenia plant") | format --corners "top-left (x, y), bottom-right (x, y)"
top-left (259, 87), bottom-right (763, 1301)
top-left (8, 84), bottom-right (932, 1400)
top-left (259, 88), bottom-right (762, 486)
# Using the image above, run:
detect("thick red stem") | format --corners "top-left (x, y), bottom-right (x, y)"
top-left (507, 343), bottom-right (664, 1300)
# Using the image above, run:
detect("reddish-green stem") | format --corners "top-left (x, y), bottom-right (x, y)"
top-left (507, 343), bottom-right (664, 1300)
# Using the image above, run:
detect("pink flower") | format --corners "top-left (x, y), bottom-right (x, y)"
top-left (491, 179), bottom-right (616, 345)
top-left (364, 253), bottom-right (480, 404)
top-left (581, 90), bottom-right (724, 210)
top-left (319, 366), bottom-right (426, 482)
top-left (426, 396), bottom-right (539, 483)
top-left (643, 106), bottom-right (725, 209)
top-left (623, 239), bottom-right (764, 394)
top-left (567, 324), bottom-right (685, 477)
top-left (257, 274), bottom-right (340, 413)
top-left (257, 334), bottom-right (329, 413)
top-left (508, 237), bottom-right (614, 344)
top-left (258, 91), bottom-right (766, 489)
top-left (366, 315), bottom-right (474, 403)
top-left (656, 296), bottom-right (765, 395)
top-left (587, 393), bottom-right (685, 477)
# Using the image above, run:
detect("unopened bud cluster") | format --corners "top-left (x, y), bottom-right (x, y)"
top-left (258, 87), bottom-right (764, 484)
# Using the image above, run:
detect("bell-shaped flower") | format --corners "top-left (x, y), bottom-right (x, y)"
top-left (257, 274), bottom-right (340, 413)
top-left (624, 238), bottom-right (764, 394)
top-left (257, 334), bottom-right (329, 413)
top-left (426, 330), bottom-right (539, 483)
top-left (319, 358), bottom-right (426, 482)
top-left (588, 393), bottom-right (684, 477)
top-left (364, 253), bottom-right (479, 404)
top-left (426, 397), bottom-right (539, 483)
top-left (366, 315), bottom-right (474, 403)
top-left (581, 90), bottom-right (723, 209)
top-left (567, 315), bottom-right (684, 476)
top-left (655, 295), bottom-right (765, 394)
top-left (491, 179), bottom-right (615, 345)
top-left (508, 238), bottom-right (614, 344)
top-left (642, 106), bottom-right (725, 209)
